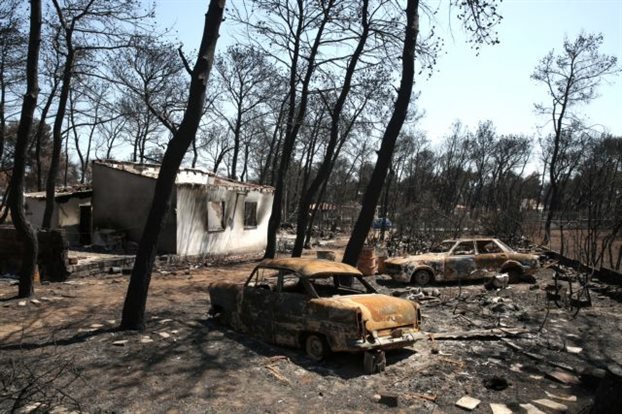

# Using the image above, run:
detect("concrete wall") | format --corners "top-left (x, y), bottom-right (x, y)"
top-left (176, 184), bottom-right (273, 256)
top-left (24, 198), bottom-right (58, 229)
top-left (24, 195), bottom-right (89, 246)
top-left (0, 226), bottom-right (69, 281)
top-left (92, 164), bottom-right (176, 253)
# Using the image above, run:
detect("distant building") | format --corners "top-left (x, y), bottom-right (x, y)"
top-left (91, 161), bottom-right (274, 256)
top-left (520, 198), bottom-right (543, 212)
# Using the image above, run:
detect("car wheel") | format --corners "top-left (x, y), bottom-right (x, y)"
top-left (411, 270), bottom-right (432, 286)
top-left (363, 350), bottom-right (386, 374)
top-left (305, 334), bottom-right (329, 361)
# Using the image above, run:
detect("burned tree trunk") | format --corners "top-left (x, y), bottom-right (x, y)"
top-left (8, 0), bottom-right (41, 298)
top-left (42, 42), bottom-right (74, 229)
top-left (292, 0), bottom-right (370, 258)
top-left (342, 0), bottom-right (419, 266)
top-left (264, 1), bottom-right (334, 259)
top-left (120, 0), bottom-right (225, 331)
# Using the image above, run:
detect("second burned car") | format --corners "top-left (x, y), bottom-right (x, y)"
top-left (208, 258), bottom-right (422, 374)
top-left (384, 238), bottom-right (539, 286)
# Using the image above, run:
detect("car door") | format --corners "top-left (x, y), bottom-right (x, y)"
top-left (474, 239), bottom-right (508, 277)
top-left (271, 272), bottom-right (309, 347)
top-left (241, 267), bottom-right (277, 342)
top-left (444, 240), bottom-right (477, 281)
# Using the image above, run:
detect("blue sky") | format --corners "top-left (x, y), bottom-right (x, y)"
top-left (154, 0), bottom-right (622, 143)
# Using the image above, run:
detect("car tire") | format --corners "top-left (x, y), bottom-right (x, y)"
top-left (411, 270), bottom-right (432, 286)
top-left (363, 350), bottom-right (386, 374)
top-left (305, 334), bottom-right (329, 361)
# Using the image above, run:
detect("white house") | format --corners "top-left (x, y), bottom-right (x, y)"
top-left (91, 160), bottom-right (274, 256)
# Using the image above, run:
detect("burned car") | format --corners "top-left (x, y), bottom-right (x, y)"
top-left (384, 238), bottom-right (539, 285)
top-left (208, 258), bottom-right (422, 373)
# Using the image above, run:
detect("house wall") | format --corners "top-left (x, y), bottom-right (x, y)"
top-left (176, 185), bottom-right (273, 256)
top-left (92, 164), bottom-right (176, 253)
top-left (24, 198), bottom-right (58, 229)
top-left (24, 196), bottom-right (87, 246)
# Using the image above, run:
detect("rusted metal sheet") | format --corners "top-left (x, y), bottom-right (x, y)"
top-left (258, 257), bottom-right (363, 278)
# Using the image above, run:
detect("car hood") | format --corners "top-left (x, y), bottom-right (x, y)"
top-left (311, 294), bottom-right (419, 332)
top-left (385, 253), bottom-right (445, 266)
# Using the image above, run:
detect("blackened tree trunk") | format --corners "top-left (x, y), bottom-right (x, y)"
top-left (379, 167), bottom-right (394, 241)
top-left (42, 36), bottom-right (74, 229)
top-left (264, 0), bottom-right (334, 259)
top-left (292, 0), bottom-right (370, 257)
top-left (342, 0), bottom-right (419, 266)
top-left (120, 0), bottom-right (225, 331)
top-left (8, 0), bottom-right (41, 298)
top-left (35, 79), bottom-right (59, 191)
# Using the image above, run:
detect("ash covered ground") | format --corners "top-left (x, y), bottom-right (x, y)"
top-left (1, 251), bottom-right (621, 413)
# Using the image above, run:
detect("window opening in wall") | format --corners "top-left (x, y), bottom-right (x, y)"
top-left (207, 201), bottom-right (225, 232)
top-left (244, 201), bottom-right (258, 229)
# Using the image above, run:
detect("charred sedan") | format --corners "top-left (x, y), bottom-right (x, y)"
top-left (208, 258), bottom-right (422, 374)
top-left (384, 238), bottom-right (539, 286)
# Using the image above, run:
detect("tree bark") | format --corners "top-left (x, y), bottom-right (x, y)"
top-left (343, 0), bottom-right (419, 266)
top-left (8, 0), bottom-right (41, 298)
top-left (120, 0), bottom-right (225, 331)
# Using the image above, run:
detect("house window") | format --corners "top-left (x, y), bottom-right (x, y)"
top-left (244, 202), bottom-right (257, 229)
top-left (207, 201), bottom-right (225, 232)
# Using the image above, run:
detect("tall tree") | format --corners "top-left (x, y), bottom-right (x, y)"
top-left (120, 0), bottom-right (225, 331)
top-left (342, 0), bottom-right (419, 265)
top-left (532, 32), bottom-right (619, 244)
top-left (42, 0), bottom-right (153, 229)
top-left (0, 0), bottom-right (27, 169)
top-left (343, 0), bottom-right (502, 265)
top-left (214, 45), bottom-right (279, 180)
top-left (236, 0), bottom-right (338, 258)
top-left (8, 0), bottom-right (41, 298)
top-left (291, 0), bottom-right (372, 257)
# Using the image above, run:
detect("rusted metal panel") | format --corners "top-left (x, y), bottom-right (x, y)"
top-left (258, 258), bottom-right (363, 278)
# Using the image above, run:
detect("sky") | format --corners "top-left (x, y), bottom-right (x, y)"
top-left (153, 0), bottom-right (622, 144)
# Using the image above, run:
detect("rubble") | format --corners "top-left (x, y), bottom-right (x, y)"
top-left (2, 238), bottom-right (622, 413)
top-left (489, 403), bottom-right (512, 414)
top-left (544, 391), bottom-right (577, 402)
top-left (532, 398), bottom-right (568, 412)
top-left (546, 370), bottom-right (580, 385)
top-left (520, 403), bottom-right (547, 414)
top-left (455, 395), bottom-right (481, 410)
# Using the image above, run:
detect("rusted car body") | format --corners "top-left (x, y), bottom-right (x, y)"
top-left (208, 258), bottom-right (422, 373)
top-left (384, 238), bottom-right (539, 285)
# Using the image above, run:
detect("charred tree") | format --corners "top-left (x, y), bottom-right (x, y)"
top-left (251, 0), bottom-right (335, 258)
top-left (8, 0), bottom-right (41, 298)
top-left (533, 33), bottom-right (619, 245)
top-left (120, 0), bottom-right (225, 331)
top-left (342, 0), bottom-right (419, 266)
top-left (291, 0), bottom-right (370, 257)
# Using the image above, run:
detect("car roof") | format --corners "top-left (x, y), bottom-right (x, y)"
top-left (442, 238), bottom-right (499, 243)
top-left (257, 257), bottom-right (362, 278)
